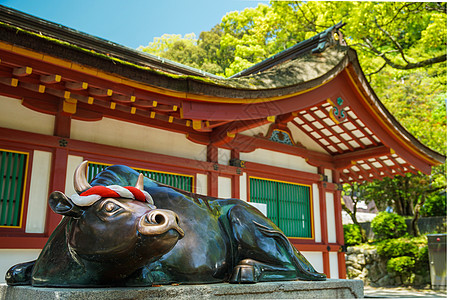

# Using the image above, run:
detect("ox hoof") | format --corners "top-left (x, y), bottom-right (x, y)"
top-left (230, 259), bottom-right (261, 284)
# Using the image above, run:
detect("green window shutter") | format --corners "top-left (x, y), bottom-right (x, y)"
top-left (0, 150), bottom-right (28, 227)
top-left (87, 162), bottom-right (193, 193)
top-left (250, 178), bottom-right (279, 225)
top-left (249, 177), bottom-right (312, 238)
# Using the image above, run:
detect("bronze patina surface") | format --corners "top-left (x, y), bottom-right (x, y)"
top-left (6, 162), bottom-right (326, 287)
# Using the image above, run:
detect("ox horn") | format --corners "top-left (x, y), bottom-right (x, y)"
top-left (135, 173), bottom-right (144, 190)
top-left (74, 161), bottom-right (92, 194)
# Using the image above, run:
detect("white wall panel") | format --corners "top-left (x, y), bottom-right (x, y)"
top-left (65, 155), bottom-right (84, 197)
top-left (326, 192), bottom-right (337, 243)
top-left (240, 148), bottom-right (317, 174)
top-left (25, 151), bottom-right (52, 234)
top-left (218, 176), bottom-right (232, 199)
top-left (218, 148), bottom-right (230, 166)
top-left (248, 202), bottom-right (267, 216)
top-left (312, 184), bottom-right (321, 243)
top-left (196, 173), bottom-right (208, 196)
top-left (239, 123), bottom-right (270, 137)
top-left (0, 96), bottom-right (54, 135)
top-left (71, 118), bottom-right (207, 162)
top-left (325, 169), bottom-right (333, 183)
top-left (239, 172), bottom-right (247, 202)
top-left (329, 252), bottom-right (340, 279)
top-left (302, 251), bottom-right (324, 273)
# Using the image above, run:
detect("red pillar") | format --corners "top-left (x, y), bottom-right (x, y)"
top-left (318, 167), bottom-right (330, 278)
top-left (333, 170), bottom-right (347, 279)
top-left (231, 149), bottom-right (240, 199)
top-left (207, 144), bottom-right (218, 197)
top-left (45, 110), bottom-right (71, 235)
top-left (45, 147), bottom-right (67, 235)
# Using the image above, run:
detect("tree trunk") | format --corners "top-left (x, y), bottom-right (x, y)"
top-left (411, 195), bottom-right (425, 237)
top-left (341, 204), bottom-right (368, 243)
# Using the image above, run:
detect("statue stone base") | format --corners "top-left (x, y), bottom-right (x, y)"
top-left (1, 279), bottom-right (363, 299)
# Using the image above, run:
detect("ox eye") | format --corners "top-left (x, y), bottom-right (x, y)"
top-left (103, 201), bottom-right (120, 213)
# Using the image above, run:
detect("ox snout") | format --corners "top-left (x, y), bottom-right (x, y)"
top-left (138, 209), bottom-right (184, 238)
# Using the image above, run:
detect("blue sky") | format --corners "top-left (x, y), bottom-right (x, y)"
top-left (0, 0), bottom-right (268, 49)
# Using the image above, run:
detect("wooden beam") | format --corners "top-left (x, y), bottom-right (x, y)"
top-left (333, 146), bottom-right (391, 169)
top-left (0, 77), bottom-right (18, 87)
top-left (45, 87), bottom-right (71, 99)
top-left (111, 93), bottom-right (137, 103)
top-left (13, 66), bottom-right (32, 77)
top-left (65, 81), bottom-right (88, 91)
top-left (88, 87), bottom-right (113, 97)
top-left (40, 74), bottom-right (61, 84)
top-left (19, 81), bottom-right (46, 93)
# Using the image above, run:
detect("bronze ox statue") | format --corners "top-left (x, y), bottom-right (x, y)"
top-left (6, 162), bottom-right (326, 287)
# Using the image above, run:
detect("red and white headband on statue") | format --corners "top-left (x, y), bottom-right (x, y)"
top-left (71, 185), bottom-right (154, 207)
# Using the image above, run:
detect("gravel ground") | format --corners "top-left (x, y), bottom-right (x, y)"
top-left (364, 286), bottom-right (447, 298)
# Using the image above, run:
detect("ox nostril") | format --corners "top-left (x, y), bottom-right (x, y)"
top-left (149, 211), bottom-right (166, 225)
top-left (154, 213), bottom-right (165, 225)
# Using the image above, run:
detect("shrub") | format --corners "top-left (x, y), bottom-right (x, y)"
top-left (414, 245), bottom-right (430, 271)
top-left (371, 212), bottom-right (407, 240)
top-left (387, 256), bottom-right (415, 275)
top-left (344, 224), bottom-right (363, 246)
top-left (376, 238), bottom-right (418, 258)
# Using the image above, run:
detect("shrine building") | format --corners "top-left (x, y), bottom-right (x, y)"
top-left (0, 5), bottom-right (445, 281)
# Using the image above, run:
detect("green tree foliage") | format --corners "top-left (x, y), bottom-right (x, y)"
top-left (138, 27), bottom-right (225, 75)
top-left (343, 224), bottom-right (363, 246)
top-left (371, 212), bottom-right (407, 240)
top-left (139, 2), bottom-right (446, 223)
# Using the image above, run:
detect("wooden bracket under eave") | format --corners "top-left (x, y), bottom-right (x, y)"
top-left (62, 98), bottom-right (77, 115)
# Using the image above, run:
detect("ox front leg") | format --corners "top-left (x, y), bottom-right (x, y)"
top-left (5, 260), bottom-right (35, 286)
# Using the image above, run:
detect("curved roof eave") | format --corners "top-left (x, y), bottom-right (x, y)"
top-left (345, 49), bottom-right (446, 166)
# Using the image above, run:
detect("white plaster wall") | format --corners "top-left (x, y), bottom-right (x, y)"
top-left (312, 184), bottom-right (321, 243)
top-left (25, 151), bottom-right (52, 234)
top-left (0, 95), bottom-right (55, 135)
top-left (329, 252), bottom-right (340, 279)
top-left (218, 176), bottom-right (231, 199)
top-left (325, 169), bottom-right (333, 183)
top-left (71, 118), bottom-right (207, 162)
top-left (326, 192), bottom-right (337, 243)
top-left (239, 172), bottom-right (247, 202)
top-left (248, 202), bottom-right (267, 216)
top-left (240, 149), bottom-right (317, 174)
top-left (218, 148), bottom-right (230, 166)
top-left (0, 249), bottom-right (41, 283)
top-left (239, 123), bottom-right (271, 137)
top-left (65, 155), bottom-right (84, 196)
top-left (288, 121), bottom-right (327, 154)
top-left (302, 251), bottom-right (324, 273)
top-left (196, 173), bottom-right (208, 196)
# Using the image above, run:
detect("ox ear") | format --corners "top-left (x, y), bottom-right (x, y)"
top-left (49, 191), bottom-right (83, 218)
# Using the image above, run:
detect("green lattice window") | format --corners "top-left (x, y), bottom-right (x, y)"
top-left (0, 149), bottom-right (28, 228)
top-left (249, 177), bottom-right (313, 238)
top-left (87, 162), bottom-right (193, 192)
